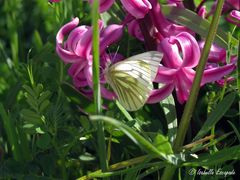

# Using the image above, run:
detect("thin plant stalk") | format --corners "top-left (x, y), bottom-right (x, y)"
top-left (0, 103), bottom-right (22, 161)
top-left (161, 0), bottom-right (225, 179)
top-left (237, 34), bottom-right (240, 120)
top-left (92, 0), bottom-right (108, 172)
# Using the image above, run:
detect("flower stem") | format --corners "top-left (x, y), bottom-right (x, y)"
top-left (237, 33), bottom-right (240, 122)
top-left (138, 13), bottom-right (158, 51)
top-left (0, 103), bottom-right (22, 161)
top-left (161, 0), bottom-right (225, 179)
top-left (92, 0), bottom-right (108, 173)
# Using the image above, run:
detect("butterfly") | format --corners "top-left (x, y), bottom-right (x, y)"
top-left (104, 51), bottom-right (163, 111)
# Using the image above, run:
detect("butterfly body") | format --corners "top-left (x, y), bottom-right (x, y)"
top-left (105, 51), bottom-right (163, 111)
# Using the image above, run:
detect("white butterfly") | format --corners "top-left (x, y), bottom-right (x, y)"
top-left (104, 51), bottom-right (163, 111)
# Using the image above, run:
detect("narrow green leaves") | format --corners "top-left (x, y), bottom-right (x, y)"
top-left (90, 115), bottom-right (181, 165)
top-left (193, 92), bottom-right (236, 141)
top-left (184, 145), bottom-right (240, 166)
top-left (160, 95), bottom-right (177, 144)
top-left (161, 5), bottom-right (239, 49)
top-left (92, 0), bottom-right (108, 173)
top-left (0, 103), bottom-right (22, 161)
top-left (61, 82), bottom-right (94, 113)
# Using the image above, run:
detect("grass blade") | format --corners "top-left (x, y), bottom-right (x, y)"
top-left (161, 5), bottom-right (239, 49)
top-left (92, 0), bottom-right (108, 173)
top-left (160, 95), bottom-right (177, 144)
top-left (0, 103), bottom-right (22, 161)
top-left (193, 92), bottom-right (236, 141)
top-left (90, 115), bottom-right (182, 165)
top-left (184, 145), bottom-right (240, 166)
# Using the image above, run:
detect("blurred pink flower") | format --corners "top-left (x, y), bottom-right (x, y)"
top-left (88, 0), bottom-right (152, 18)
top-left (147, 32), bottom-right (235, 104)
top-left (167, 0), bottom-right (184, 7)
top-left (88, 0), bottom-right (115, 13)
top-left (226, 10), bottom-right (240, 27)
top-left (49, 0), bottom-right (61, 2)
top-left (128, 20), bottom-right (144, 41)
top-left (56, 17), bottom-right (123, 99)
top-left (198, 6), bottom-right (207, 18)
top-left (226, 0), bottom-right (240, 10)
top-left (120, 0), bottom-right (152, 19)
top-left (199, 41), bottom-right (226, 63)
top-left (149, 0), bottom-right (193, 38)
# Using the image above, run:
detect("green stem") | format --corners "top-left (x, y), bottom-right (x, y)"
top-left (77, 155), bottom-right (149, 180)
top-left (92, 0), bottom-right (108, 173)
top-left (0, 103), bottom-right (22, 161)
top-left (237, 33), bottom-right (240, 121)
top-left (161, 0), bottom-right (225, 179)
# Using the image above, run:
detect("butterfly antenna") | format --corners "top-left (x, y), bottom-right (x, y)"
top-left (113, 46), bottom-right (120, 62)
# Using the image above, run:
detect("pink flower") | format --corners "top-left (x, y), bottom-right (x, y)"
top-left (199, 41), bottom-right (226, 63)
top-left (226, 10), bottom-right (240, 27)
top-left (49, 0), bottom-right (61, 2)
top-left (226, 0), bottom-right (240, 10)
top-left (120, 0), bottom-right (152, 19)
top-left (128, 20), bottom-right (144, 41)
top-left (88, 0), bottom-right (115, 13)
top-left (198, 6), bottom-right (207, 18)
top-left (56, 18), bottom-right (123, 99)
top-left (149, 0), bottom-right (193, 38)
top-left (88, 0), bottom-right (152, 18)
top-left (147, 32), bottom-right (235, 104)
top-left (167, 0), bottom-right (184, 7)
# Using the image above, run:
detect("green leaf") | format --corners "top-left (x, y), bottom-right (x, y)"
top-left (193, 92), bottom-right (236, 141)
top-left (22, 124), bottom-right (38, 134)
top-left (35, 83), bottom-right (44, 96)
top-left (24, 93), bottom-right (38, 112)
top-left (227, 120), bottom-right (240, 142)
top-left (116, 100), bottom-right (134, 121)
top-left (79, 152), bottom-right (96, 162)
top-left (22, 84), bottom-right (37, 98)
top-left (38, 91), bottom-right (51, 105)
top-left (33, 30), bottom-right (43, 50)
top-left (161, 5), bottom-right (238, 49)
top-left (36, 127), bottom-right (45, 134)
top-left (90, 115), bottom-right (182, 165)
top-left (4, 82), bottom-right (21, 109)
top-left (0, 103), bottom-right (22, 161)
top-left (160, 95), bottom-right (177, 144)
top-left (184, 145), bottom-right (240, 166)
top-left (36, 133), bottom-right (51, 149)
top-left (61, 82), bottom-right (95, 113)
top-left (39, 100), bottom-right (50, 112)
top-left (153, 134), bottom-right (173, 155)
top-left (21, 109), bottom-right (42, 125)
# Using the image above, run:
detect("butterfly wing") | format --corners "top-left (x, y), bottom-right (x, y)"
top-left (123, 51), bottom-right (163, 81)
top-left (105, 51), bottom-right (163, 111)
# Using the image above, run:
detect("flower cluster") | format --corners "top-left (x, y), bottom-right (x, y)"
top-left (55, 0), bottom-right (237, 105)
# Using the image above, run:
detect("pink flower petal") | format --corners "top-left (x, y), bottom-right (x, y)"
top-left (56, 18), bottom-right (83, 63)
top-left (100, 24), bottom-right (123, 54)
top-left (128, 20), bottom-right (144, 41)
top-left (66, 26), bottom-right (89, 54)
top-left (199, 41), bottom-right (226, 63)
top-left (174, 32), bottom-right (200, 68)
top-left (154, 66), bottom-right (177, 83)
top-left (101, 85), bottom-right (117, 100)
top-left (89, 0), bottom-right (115, 13)
top-left (120, 0), bottom-right (152, 19)
top-left (202, 63), bottom-right (236, 85)
top-left (226, 10), bottom-right (240, 27)
top-left (147, 84), bottom-right (174, 103)
top-left (160, 37), bottom-right (183, 68)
